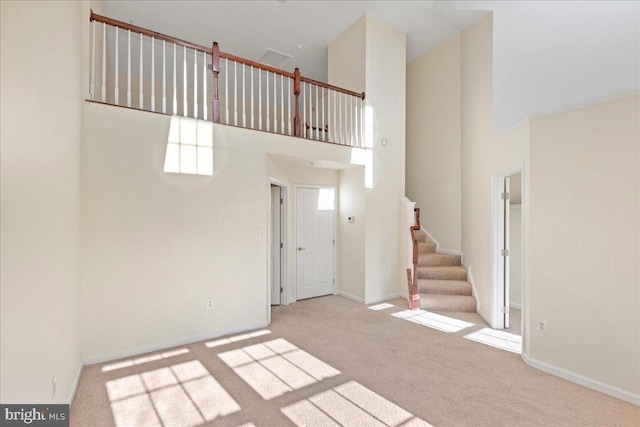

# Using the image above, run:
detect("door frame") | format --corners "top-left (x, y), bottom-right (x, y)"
top-left (268, 178), bottom-right (288, 313)
top-left (293, 184), bottom-right (338, 302)
top-left (491, 164), bottom-right (525, 331)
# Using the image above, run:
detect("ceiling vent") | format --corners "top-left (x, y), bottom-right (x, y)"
top-left (258, 48), bottom-right (293, 69)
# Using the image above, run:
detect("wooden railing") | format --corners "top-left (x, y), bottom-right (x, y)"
top-left (407, 208), bottom-right (421, 310)
top-left (89, 12), bottom-right (366, 147)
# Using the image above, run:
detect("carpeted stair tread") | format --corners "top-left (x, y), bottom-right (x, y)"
top-left (417, 253), bottom-right (461, 267)
top-left (418, 279), bottom-right (472, 296)
top-left (414, 230), bottom-right (427, 242)
top-left (418, 242), bottom-right (436, 254)
top-left (417, 266), bottom-right (468, 281)
top-left (419, 294), bottom-right (476, 312)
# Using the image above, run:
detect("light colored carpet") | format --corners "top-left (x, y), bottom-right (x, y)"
top-left (71, 295), bottom-right (639, 426)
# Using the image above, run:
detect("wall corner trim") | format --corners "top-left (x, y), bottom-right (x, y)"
top-left (521, 353), bottom-right (640, 406)
top-left (338, 291), bottom-right (365, 304)
top-left (68, 362), bottom-right (84, 405)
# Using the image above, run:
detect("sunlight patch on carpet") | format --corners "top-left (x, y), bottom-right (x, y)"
top-left (464, 327), bottom-right (522, 354)
top-left (101, 348), bottom-right (190, 372)
top-left (391, 309), bottom-right (475, 333)
top-left (282, 381), bottom-right (433, 427)
top-left (218, 338), bottom-right (340, 400)
top-left (367, 303), bottom-right (395, 311)
top-left (205, 329), bottom-right (272, 348)
top-left (106, 360), bottom-right (240, 426)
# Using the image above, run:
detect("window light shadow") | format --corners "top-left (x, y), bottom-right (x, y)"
top-left (391, 310), bottom-right (475, 333)
top-left (205, 329), bottom-right (272, 349)
top-left (217, 338), bottom-right (340, 400)
top-left (101, 348), bottom-right (190, 372)
top-left (464, 328), bottom-right (522, 354)
top-left (281, 380), bottom-right (433, 427)
top-left (367, 303), bottom-right (395, 311)
top-left (106, 360), bottom-right (240, 427)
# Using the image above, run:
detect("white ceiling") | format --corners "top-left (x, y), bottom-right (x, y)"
top-left (102, 0), bottom-right (489, 83)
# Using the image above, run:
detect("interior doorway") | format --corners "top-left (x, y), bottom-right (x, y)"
top-left (270, 183), bottom-right (286, 306)
top-left (493, 167), bottom-right (524, 336)
top-left (295, 186), bottom-right (336, 300)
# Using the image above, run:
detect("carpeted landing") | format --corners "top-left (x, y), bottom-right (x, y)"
top-left (71, 295), bottom-right (639, 426)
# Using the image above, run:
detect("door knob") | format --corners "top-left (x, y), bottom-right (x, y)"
top-left (298, 247), bottom-right (305, 251)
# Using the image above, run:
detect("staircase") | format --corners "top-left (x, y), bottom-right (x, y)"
top-left (413, 230), bottom-right (476, 312)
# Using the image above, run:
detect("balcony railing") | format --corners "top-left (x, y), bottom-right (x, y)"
top-left (89, 12), bottom-right (366, 147)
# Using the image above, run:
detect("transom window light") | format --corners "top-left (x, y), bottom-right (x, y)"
top-left (317, 188), bottom-right (335, 211)
top-left (164, 116), bottom-right (213, 176)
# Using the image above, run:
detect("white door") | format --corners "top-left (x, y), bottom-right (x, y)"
top-left (503, 176), bottom-right (511, 328)
top-left (270, 185), bottom-right (282, 305)
top-left (296, 187), bottom-right (335, 300)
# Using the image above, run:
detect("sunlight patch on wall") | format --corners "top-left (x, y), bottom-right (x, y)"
top-left (164, 116), bottom-right (213, 176)
top-left (464, 328), bottom-right (522, 354)
top-left (217, 338), bottom-right (340, 400)
top-left (106, 360), bottom-right (240, 426)
top-left (281, 380), bottom-right (433, 427)
top-left (317, 188), bottom-right (335, 211)
top-left (391, 310), bottom-right (475, 333)
top-left (350, 147), bottom-right (373, 188)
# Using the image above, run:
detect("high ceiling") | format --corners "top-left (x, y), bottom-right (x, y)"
top-left (102, 0), bottom-right (489, 83)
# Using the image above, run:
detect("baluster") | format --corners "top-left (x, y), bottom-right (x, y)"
top-left (139, 33), bottom-right (143, 109)
top-left (258, 68), bottom-right (262, 130)
top-left (333, 90), bottom-right (337, 143)
top-left (183, 46), bottom-right (187, 117)
top-left (242, 64), bottom-right (246, 127)
top-left (280, 74), bottom-right (284, 134)
top-left (273, 72), bottom-right (277, 133)
top-left (172, 43), bottom-right (177, 114)
top-left (127, 29), bottom-right (131, 107)
top-left (266, 71), bottom-right (270, 132)
top-left (294, 68), bottom-right (301, 137)
top-left (360, 96), bottom-right (364, 147)
top-left (302, 82), bottom-right (306, 138)
top-left (193, 49), bottom-right (198, 119)
top-left (158, 37), bottom-right (162, 114)
top-left (101, 23), bottom-right (106, 102)
top-left (322, 88), bottom-right (326, 141)
top-left (350, 96), bottom-right (354, 146)
top-left (151, 38), bottom-right (156, 112)
top-left (315, 85), bottom-right (319, 140)
top-left (354, 95), bottom-right (358, 147)
top-left (225, 58), bottom-right (229, 124)
top-left (212, 42), bottom-right (220, 123)
top-left (308, 83), bottom-right (312, 139)
top-left (327, 90), bottom-right (332, 142)
top-left (202, 51), bottom-right (207, 121)
top-left (338, 92), bottom-right (342, 144)
top-left (90, 20), bottom-right (95, 100)
top-left (287, 77), bottom-right (291, 135)
top-left (232, 61), bottom-right (237, 125)
top-left (250, 66), bottom-right (254, 128)
top-left (115, 27), bottom-right (119, 104)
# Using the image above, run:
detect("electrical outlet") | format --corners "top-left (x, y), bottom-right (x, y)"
top-left (52, 375), bottom-right (57, 399)
top-left (536, 319), bottom-right (547, 333)
top-left (207, 299), bottom-right (214, 309)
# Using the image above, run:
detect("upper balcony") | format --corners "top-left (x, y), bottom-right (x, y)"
top-left (88, 12), bottom-right (367, 148)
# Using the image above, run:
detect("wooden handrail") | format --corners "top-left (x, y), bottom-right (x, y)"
top-left (408, 208), bottom-right (421, 310)
top-left (89, 11), bottom-right (365, 145)
top-left (300, 76), bottom-right (365, 100)
top-left (90, 11), bottom-right (211, 54)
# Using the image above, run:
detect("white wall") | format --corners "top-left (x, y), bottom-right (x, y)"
top-left (406, 36), bottom-right (462, 251)
top-left (1, 0), bottom-right (83, 403)
top-left (527, 95), bottom-right (639, 399)
top-left (329, 14), bottom-right (407, 304)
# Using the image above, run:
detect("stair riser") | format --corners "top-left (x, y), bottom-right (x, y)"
top-left (417, 269), bottom-right (468, 281)
top-left (418, 243), bottom-right (436, 254)
top-left (418, 283), bottom-right (472, 296)
top-left (419, 298), bottom-right (476, 312)
top-left (417, 255), bottom-right (461, 267)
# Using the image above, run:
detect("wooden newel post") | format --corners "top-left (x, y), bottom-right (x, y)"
top-left (294, 68), bottom-right (301, 137)
top-left (212, 42), bottom-right (221, 123)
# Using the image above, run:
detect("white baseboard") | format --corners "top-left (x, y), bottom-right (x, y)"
top-left (338, 291), bottom-right (365, 304)
top-left (364, 293), bottom-right (405, 305)
top-left (509, 303), bottom-right (522, 310)
top-left (83, 321), bottom-right (270, 365)
top-left (522, 353), bottom-right (640, 406)
top-left (68, 362), bottom-right (83, 405)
